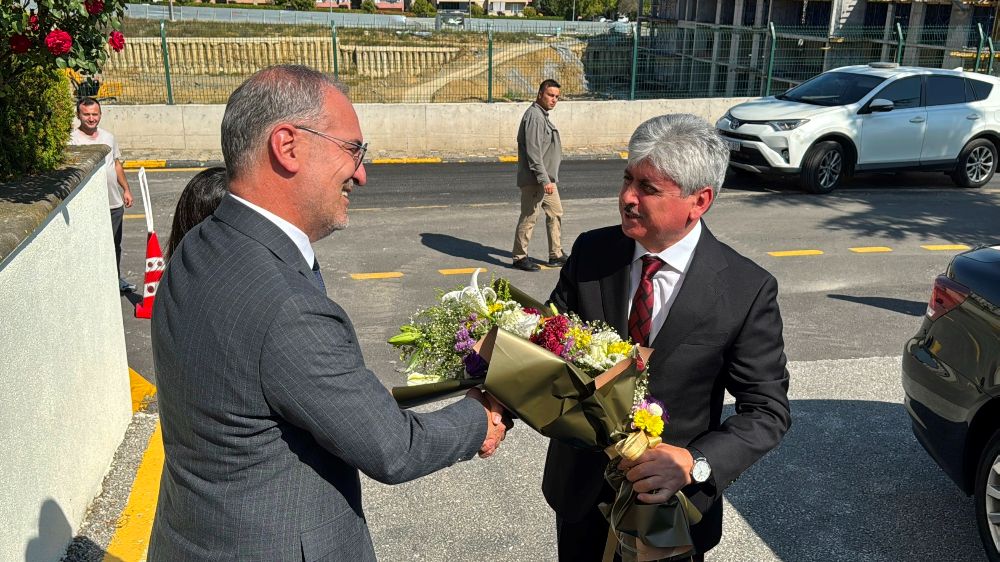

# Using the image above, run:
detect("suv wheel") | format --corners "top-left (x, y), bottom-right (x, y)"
top-left (952, 138), bottom-right (997, 188)
top-left (800, 141), bottom-right (844, 194)
top-left (976, 428), bottom-right (1000, 561)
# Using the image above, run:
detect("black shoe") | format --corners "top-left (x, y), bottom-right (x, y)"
top-left (548, 255), bottom-right (568, 267)
top-left (512, 258), bottom-right (540, 271)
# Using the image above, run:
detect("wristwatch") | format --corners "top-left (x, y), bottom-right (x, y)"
top-left (688, 447), bottom-right (712, 484)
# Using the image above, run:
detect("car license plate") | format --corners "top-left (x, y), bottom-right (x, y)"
top-left (725, 139), bottom-right (741, 151)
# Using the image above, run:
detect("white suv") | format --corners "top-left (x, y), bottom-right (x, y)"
top-left (716, 63), bottom-right (1000, 193)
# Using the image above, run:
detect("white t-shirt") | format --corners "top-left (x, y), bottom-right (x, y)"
top-left (69, 127), bottom-right (124, 209)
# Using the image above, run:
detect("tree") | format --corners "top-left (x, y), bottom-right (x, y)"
top-left (536, 0), bottom-right (570, 18)
top-left (361, 0), bottom-right (377, 12)
top-left (616, 0), bottom-right (637, 18)
top-left (411, 0), bottom-right (436, 16)
top-left (522, 6), bottom-right (537, 17)
top-left (275, 0), bottom-right (316, 10)
top-left (470, 2), bottom-right (485, 17)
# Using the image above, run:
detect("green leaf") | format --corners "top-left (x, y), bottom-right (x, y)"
top-left (55, 57), bottom-right (67, 68)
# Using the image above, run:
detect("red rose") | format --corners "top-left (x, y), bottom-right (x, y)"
top-left (85, 0), bottom-right (105, 15)
top-left (44, 29), bottom-right (72, 56)
top-left (108, 30), bottom-right (125, 52)
top-left (9, 34), bottom-right (31, 54)
top-left (28, 13), bottom-right (40, 31)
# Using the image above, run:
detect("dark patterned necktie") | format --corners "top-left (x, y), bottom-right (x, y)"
top-left (628, 255), bottom-right (665, 346)
top-left (312, 259), bottom-right (326, 292)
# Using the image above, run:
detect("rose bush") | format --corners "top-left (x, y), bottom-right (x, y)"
top-left (1, 0), bottom-right (127, 179)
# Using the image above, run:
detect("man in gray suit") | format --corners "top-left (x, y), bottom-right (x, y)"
top-left (149, 65), bottom-right (508, 561)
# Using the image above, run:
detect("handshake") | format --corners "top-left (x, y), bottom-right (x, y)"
top-left (466, 388), bottom-right (513, 458)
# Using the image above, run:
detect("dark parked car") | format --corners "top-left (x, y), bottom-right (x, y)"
top-left (903, 245), bottom-right (1000, 559)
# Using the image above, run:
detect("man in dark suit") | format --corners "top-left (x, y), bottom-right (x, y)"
top-left (149, 65), bottom-right (508, 561)
top-left (543, 114), bottom-right (792, 561)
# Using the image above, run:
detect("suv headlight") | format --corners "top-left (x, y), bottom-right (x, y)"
top-left (767, 119), bottom-right (809, 131)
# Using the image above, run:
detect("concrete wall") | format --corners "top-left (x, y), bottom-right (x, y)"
top-left (0, 159), bottom-right (132, 561)
top-left (103, 97), bottom-right (755, 161)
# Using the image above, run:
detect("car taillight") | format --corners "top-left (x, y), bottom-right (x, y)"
top-left (926, 275), bottom-right (970, 320)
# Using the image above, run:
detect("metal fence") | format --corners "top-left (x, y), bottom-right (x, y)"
top-left (93, 19), bottom-right (1000, 104)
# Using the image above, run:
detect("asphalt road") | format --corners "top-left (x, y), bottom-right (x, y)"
top-left (106, 160), bottom-right (1000, 561)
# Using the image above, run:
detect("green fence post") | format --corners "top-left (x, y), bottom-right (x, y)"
top-left (159, 20), bottom-right (174, 105)
top-left (330, 22), bottom-right (340, 80)
top-left (629, 21), bottom-right (639, 100)
top-left (765, 22), bottom-right (775, 97)
top-left (975, 23), bottom-right (985, 73)
top-left (895, 22), bottom-right (904, 65)
top-left (989, 37), bottom-right (996, 74)
top-left (487, 24), bottom-right (493, 103)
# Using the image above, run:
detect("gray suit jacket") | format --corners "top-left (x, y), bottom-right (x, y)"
top-left (149, 194), bottom-right (487, 561)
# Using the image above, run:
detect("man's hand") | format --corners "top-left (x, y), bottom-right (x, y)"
top-left (466, 388), bottom-right (512, 458)
top-left (122, 188), bottom-right (134, 208)
top-left (617, 443), bottom-right (694, 504)
top-left (543, 182), bottom-right (556, 195)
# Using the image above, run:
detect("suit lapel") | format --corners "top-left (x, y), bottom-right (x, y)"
top-left (649, 223), bottom-right (728, 357)
top-left (600, 229), bottom-right (636, 337)
top-left (213, 194), bottom-right (315, 283)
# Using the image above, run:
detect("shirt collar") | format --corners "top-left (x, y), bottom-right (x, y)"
top-left (631, 220), bottom-right (702, 273)
top-left (533, 101), bottom-right (549, 116)
top-left (230, 193), bottom-right (315, 268)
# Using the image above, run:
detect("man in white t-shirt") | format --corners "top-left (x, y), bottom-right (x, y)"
top-left (69, 97), bottom-right (136, 293)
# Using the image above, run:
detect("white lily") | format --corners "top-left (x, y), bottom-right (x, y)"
top-left (441, 268), bottom-right (495, 316)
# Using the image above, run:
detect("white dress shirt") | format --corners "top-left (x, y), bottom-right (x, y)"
top-left (627, 221), bottom-right (702, 343)
top-left (230, 194), bottom-right (315, 268)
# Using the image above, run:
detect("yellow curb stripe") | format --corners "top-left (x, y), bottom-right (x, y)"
top-left (849, 246), bottom-right (893, 253)
top-left (767, 250), bottom-right (824, 257)
top-left (370, 157), bottom-right (442, 164)
top-left (103, 422), bottom-right (163, 562)
top-left (141, 167), bottom-right (208, 173)
top-left (921, 244), bottom-right (970, 251)
top-left (350, 272), bottom-right (404, 280)
top-left (439, 268), bottom-right (487, 275)
top-left (619, 151), bottom-right (629, 159)
top-left (123, 160), bottom-right (166, 169)
top-left (129, 368), bottom-right (157, 414)
top-left (498, 156), bottom-right (518, 163)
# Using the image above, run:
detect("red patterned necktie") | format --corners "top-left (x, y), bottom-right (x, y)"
top-left (628, 255), bottom-right (665, 346)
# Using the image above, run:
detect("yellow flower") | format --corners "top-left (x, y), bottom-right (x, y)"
top-left (607, 341), bottom-right (632, 356)
top-left (567, 326), bottom-right (592, 349)
top-left (487, 302), bottom-right (504, 315)
top-left (634, 409), bottom-right (664, 437)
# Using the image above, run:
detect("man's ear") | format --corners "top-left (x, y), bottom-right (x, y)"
top-left (690, 186), bottom-right (715, 221)
top-left (269, 124), bottom-right (301, 174)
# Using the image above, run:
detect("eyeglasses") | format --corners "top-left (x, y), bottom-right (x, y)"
top-left (294, 125), bottom-right (368, 171)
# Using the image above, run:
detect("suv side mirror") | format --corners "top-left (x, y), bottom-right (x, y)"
top-left (868, 98), bottom-right (895, 113)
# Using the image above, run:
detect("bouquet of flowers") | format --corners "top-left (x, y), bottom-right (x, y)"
top-left (387, 270), bottom-right (700, 560)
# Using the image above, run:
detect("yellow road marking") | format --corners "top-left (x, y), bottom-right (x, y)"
top-left (849, 246), bottom-right (893, 253)
top-left (124, 214), bottom-right (145, 220)
top-left (499, 155), bottom-right (518, 163)
top-left (619, 151), bottom-right (629, 159)
top-left (921, 244), bottom-right (970, 251)
top-left (767, 250), bottom-right (824, 257)
top-left (139, 167), bottom-right (208, 173)
top-left (103, 422), bottom-right (163, 562)
top-left (123, 160), bottom-right (166, 169)
top-left (351, 205), bottom-right (448, 212)
top-left (129, 368), bottom-right (157, 414)
top-left (350, 272), bottom-right (404, 280)
top-left (439, 268), bottom-right (487, 275)
top-left (370, 157), bottom-right (442, 164)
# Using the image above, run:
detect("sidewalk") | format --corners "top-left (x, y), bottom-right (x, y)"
top-left (63, 371), bottom-right (158, 562)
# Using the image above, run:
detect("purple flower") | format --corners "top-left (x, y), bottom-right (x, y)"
top-left (463, 352), bottom-right (488, 376)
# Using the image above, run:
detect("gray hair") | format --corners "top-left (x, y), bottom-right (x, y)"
top-left (221, 65), bottom-right (343, 180)
top-left (627, 114), bottom-right (729, 197)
